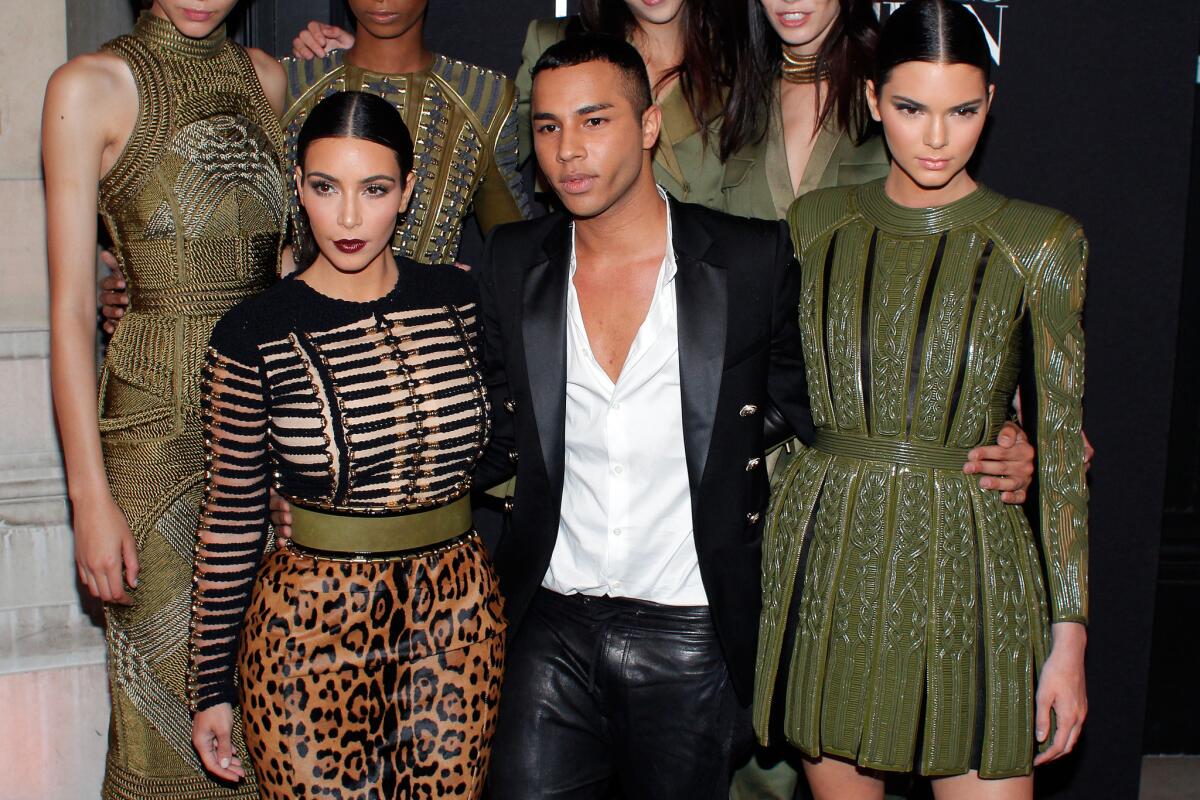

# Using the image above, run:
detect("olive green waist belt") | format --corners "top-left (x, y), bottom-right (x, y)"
top-left (812, 430), bottom-right (971, 471)
top-left (288, 497), bottom-right (472, 554)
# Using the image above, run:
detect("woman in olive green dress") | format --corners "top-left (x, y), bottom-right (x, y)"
top-left (758, 2), bottom-right (1089, 798)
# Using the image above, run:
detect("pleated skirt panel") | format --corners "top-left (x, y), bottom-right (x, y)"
top-left (756, 447), bottom-right (1052, 779)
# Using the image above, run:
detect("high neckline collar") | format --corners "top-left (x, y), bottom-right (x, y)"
top-left (855, 179), bottom-right (1007, 236)
top-left (133, 11), bottom-right (227, 60)
top-left (340, 49), bottom-right (444, 79)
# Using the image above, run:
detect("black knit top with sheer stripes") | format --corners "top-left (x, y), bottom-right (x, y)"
top-left (187, 259), bottom-right (490, 711)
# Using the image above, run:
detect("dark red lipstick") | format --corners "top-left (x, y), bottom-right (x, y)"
top-left (334, 239), bottom-right (367, 254)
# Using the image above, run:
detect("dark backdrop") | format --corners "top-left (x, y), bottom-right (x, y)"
top-left (234, 2), bottom-right (1200, 798)
top-left (968, 5), bottom-right (1197, 799)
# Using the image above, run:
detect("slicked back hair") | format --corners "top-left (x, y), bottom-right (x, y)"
top-left (531, 33), bottom-right (654, 117)
top-left (875, 0), bottom-right (993, 88)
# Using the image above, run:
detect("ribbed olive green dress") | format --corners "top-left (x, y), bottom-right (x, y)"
top-left (96, 12), bottom-right (285, 799)
top-left (757, 180), bottom-right (1089, 778)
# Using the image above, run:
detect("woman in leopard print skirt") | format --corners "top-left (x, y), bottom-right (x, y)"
top-left (188, 91), bottom-right (505, 799)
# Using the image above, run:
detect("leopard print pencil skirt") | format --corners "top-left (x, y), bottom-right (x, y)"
top-left (236, 531), bottom-right (506, 799)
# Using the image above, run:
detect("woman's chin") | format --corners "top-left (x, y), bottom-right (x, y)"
top-left (317, 245), bottom-right (390, 275)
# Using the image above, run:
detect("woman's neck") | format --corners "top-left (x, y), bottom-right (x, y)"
top-left (345, 25), bottom-right (433, 75)
top-left (632, 17), bottom-right (685, 88)
top-left (301, 249), bottom-right (400, 303)
top-left (884, 165), bottom-right (979, 209)
top-left (782, 18), bottom-right (834, 59)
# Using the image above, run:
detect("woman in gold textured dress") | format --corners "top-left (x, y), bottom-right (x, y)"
top-left (43, 1), bottom-right (287, 797)
top-left (757, 2), bottom-right (1088, 798)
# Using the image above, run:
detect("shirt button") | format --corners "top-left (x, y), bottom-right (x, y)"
top-left (610, 402), bottom-right (621, 411)
top-left (613, 464), bottom-right (624, 475)
top-left (611, 581), bottom-right (622, 589)
top-left (613, 528), bottom-right (623, 536)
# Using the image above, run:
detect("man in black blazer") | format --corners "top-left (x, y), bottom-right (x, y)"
top-left (474, 34), bottom-right (811, 799)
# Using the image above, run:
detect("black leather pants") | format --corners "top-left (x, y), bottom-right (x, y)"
top-left (489, 588), bottom-right (750, 799)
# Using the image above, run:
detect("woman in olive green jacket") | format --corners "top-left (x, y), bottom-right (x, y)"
top-left (720, 0), bottom-right (889, 220)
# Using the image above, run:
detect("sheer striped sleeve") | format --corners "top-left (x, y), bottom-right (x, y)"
top-left (188, 331), bottom-right (271, 713)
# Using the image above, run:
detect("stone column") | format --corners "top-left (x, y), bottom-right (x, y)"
top-left (0, 2), bottom-right (135, 797)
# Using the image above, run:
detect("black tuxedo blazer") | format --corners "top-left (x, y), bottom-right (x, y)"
top-left (473, 199), bottom-right (812, 702)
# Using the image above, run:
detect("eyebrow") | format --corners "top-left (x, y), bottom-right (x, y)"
top-left (305, 171), bottom-right (397, 184)
top-left (575, 103), bottom-right (614, 115)
top-left (531, 102), bottom-right (616, 122)
top-left (892, 95), bottom-right (985, 110)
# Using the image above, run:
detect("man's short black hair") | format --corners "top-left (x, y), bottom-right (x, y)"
top-left (530, 33), bottom-right (653, 115)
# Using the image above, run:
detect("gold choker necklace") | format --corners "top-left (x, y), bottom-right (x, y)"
top-left (781, 48), bottom-right (827, 84)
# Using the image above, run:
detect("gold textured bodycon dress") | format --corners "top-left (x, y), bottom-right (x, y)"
top-left (96, 12), bottom-right (286, 798)
top-left (756, 180), bottom-right (1089, 779)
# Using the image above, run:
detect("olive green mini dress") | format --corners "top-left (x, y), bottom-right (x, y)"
top-left (757, 180), bottom-right (1089, 778)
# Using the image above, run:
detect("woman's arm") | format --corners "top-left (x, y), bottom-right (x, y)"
top-left (1024, 218), bottom-right (1090, 765)
top-left (473, 85), bottom-right (533, 235)
top-left (189, 323), bottom-right (272, 782)
top-left (245, 46), bottom-right (288, 119)
top-left (43, 54), bottom-right (138, 604)
top-left (291, 21), bottom-right (355, 60)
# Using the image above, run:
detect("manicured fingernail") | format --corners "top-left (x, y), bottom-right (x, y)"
top-left (220, 757), bottom-right (230, 768)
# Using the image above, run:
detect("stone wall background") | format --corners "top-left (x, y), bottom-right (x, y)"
top-left (0, 2), bottom-right (135, 797)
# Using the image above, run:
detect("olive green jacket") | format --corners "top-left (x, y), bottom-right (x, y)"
top-left (721, 83), bottom-right (890, 220)
top-left (516, 16), bottom-right (726, 208)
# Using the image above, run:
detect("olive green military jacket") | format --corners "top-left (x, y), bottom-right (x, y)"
top-left (721, 83), bottom-right (890, 220)
top-left (758, 181), bottom-right (1089, 778)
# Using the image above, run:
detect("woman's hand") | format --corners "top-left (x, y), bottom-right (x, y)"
top-left (1034, 621), bottom-right (1088, 765)
top-left (99, 251), bottom-right (127, 335)
top-left (191, 703), bottom-right (247, 782)
top-left (74, 494), bottom-right (139, 605)
top-left (964, 420), bottom-right (1036, 504)
top-left (292, 21), bottom-right (355, 60)
top-left (269, 489), bottom-right (293, 541)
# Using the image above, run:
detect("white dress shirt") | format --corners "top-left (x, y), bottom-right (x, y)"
top-left (543, 195), bottom-right (708, 606)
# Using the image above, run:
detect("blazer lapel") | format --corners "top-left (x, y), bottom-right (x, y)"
top-left (522, 219), bottom-right (571, 493)
top-left (672, 202), bottom-right (726, 500)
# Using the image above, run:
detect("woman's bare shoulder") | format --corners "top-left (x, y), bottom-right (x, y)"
top-left (46, 51), bottom-right (134, 109)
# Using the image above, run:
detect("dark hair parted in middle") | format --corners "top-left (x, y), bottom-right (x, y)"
top-left (576, 0), bottom-right (734, 141)
top-left (721, 0), bottom-right (881, 160)
top-left (531, 33), bottom-right (654, 116)
top-left (875, 0), bottom-right (993, 87)
top-left (293, 91), bottom-right (415, 269)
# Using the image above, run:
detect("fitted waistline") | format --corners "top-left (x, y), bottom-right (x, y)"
top-left (288, 496), bottom-right (472, 556)
top-left (132, 282), bottom-right (273, 316)
top-left (813, 430), bottom-right (972, 471)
